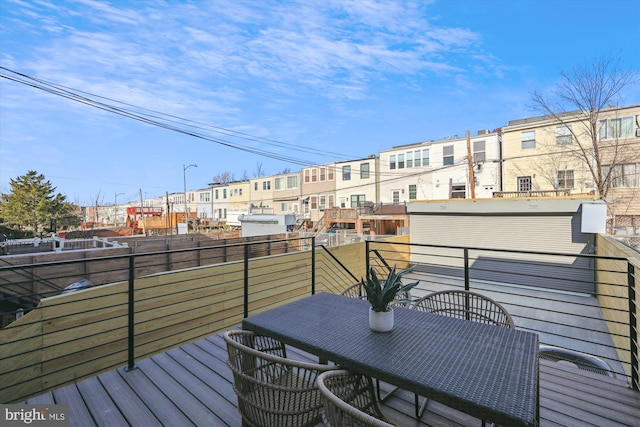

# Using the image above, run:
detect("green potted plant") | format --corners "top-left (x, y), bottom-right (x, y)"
top-left (363, 265), bottom-right (419, 332)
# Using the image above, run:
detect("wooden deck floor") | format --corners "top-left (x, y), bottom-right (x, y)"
top-left (24, 332), bottom-right (640, 427)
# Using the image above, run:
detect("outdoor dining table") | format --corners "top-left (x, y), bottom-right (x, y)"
top-left (242, 292), bottom-right (539, 427)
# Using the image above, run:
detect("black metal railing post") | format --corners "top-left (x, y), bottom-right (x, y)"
top-left (463, 248), bottom-right (470, 291)
top-left (126, 254), bottom-right (136, 371)
top-left (244, 243), bottom-right (249, 318)
top-left (311, 237), bottom-right (316, 295)
top-left (365, 239), bottom-right (370, 278)
top-left (629, 262), bottom-right (638, 391)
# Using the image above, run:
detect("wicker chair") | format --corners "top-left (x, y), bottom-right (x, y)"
top-left (409, 290), bottom-right (515, 418)
top-left (224, 330), bottom-right (339, 427)
top-left (317, 369), bottom-right (395, 427)
top-left (412, 290), bottom-right (515, 328)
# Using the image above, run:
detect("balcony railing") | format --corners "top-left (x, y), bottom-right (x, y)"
top-left (0, 234), bottom-right (637, 405)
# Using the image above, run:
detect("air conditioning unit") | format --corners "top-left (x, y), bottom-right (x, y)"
top-left (635, 128), bottom-right (640, 137)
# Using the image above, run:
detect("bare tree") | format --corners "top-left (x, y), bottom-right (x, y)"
top-left (254, 162), bottom-right (266, 177)
top-left (210, 171), bottom-right (235, 184)
top-left (529, 55), bottom-right (638, 199)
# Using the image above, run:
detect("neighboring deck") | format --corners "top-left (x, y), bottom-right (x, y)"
top-left (23, 331), bottom-right (640, 427)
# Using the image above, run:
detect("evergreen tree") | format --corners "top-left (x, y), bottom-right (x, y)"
top-left (0, 171), bottom-right (69, 234)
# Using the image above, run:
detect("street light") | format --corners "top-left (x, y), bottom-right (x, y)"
top-left (183, 163), bottom-right (197, 225)
top-left (114, 192), bottom-right (125, 227)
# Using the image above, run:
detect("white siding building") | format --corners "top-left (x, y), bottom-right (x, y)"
top-left (379, 131), bottom-right (501, 204)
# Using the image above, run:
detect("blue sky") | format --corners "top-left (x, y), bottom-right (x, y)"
top-left (1, 0), bottom-right (639, 206)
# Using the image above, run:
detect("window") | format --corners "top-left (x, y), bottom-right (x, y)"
top-left (398, 154), bottom-right (405, 169)
top-left (281, 202), bottom-right (288, 212)
top-left (304, 169), bottom-right (310, 183)
top-left (406, 152), bottom-right (413, 168)
top-left (521, 131), bottom-right (536, 149)
top-left (339, 197), bottom-right (347, 208)
top-left (274, 177), bottom-right (284, 190)
top-left (199, 192), bottom-right (210, 202)
top-left (350, 194), bottom-right (365, 208)
top-left (223, 208), bottom-right (227, 219)
top-left (392, 190), bottom-right (400, 205)
top-left (518, 176), bottom-right (532, 192)
top-left (328, 167), bottom-right (334, 180)
top-left (223, 189), bottom-right (227, 198)
top-left (599, 116), bottom-right (633, 140)
top-left (390, 155), bottom-right (396, 170)
top-left (310, 196), bottom-right (317, 210)
top-left (287, 175), bottom-right (298, 188)
top-left (215, 189), bottom-right (219, 199)
top-left (414, 150), bottom-right (421, 167)
top-left (311, 168), bottom-right (318, 182)
top-left (422, 149), bottom-right (430, 166)
top-left (451, 184), bottom-right (466, 198)
top-left (443, 146), bottom-right (454, 165)
top-left (622, 163), bottom-right (640, 187)
top-left (262, 181), bottom-right (270, 190)
top-left (557, 170), bottom-right (574, 189)
top-left (254, 182), bottom-right (258, 191)
top-left (473, 140), bottom-right (486, 163)
top-left (408, 184), bottom-right (417, 200)
top-left (342, 165), bottom-right (351, 180)
top-left (319, 195), bottom-right (326, 210)
top-left (604, 163), bottom-right (640, 188)
top-left (360, 163), bottom-right (370, 179)
top-left (328, 195), bottom-right (334, 208)
top-left (239, 188), bottom-right (243, 196)
top-left (556, 125), bottom-right (573, 145)
top-left (320, 167), bottom-right (326, 181)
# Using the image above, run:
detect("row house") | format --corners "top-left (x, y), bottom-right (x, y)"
top-left (113, 104), bottom-right (638, 235)
top-left (502, 104), bottom-right (640, 231)
top-left (249, 176), bottom-right (275, 213)
top-left (272, 172), bottom-right (302, 217)
top-left (206, 181), bottom-right (252, 227)
top-left (301, 163), bottom-right (337, 224)
top-left (379, 130), bottom-right (501, 204)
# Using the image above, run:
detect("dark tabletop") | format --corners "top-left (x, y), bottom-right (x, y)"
top-left (242, 292), bottom-right (539, 427)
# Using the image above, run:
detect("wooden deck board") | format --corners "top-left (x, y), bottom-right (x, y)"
top-left (96, 369), bottom-right (162, 427)
top-left (75, 376), bottom-right (129, 426)
top-left (114, 365), bottom-right (195, 426)
top-left (19, 331), bottom-right (640, 427)
top-left (137, 357), bottom-right (224, 426)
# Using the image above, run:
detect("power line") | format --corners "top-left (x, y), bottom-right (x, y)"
top-left (0, 67), bottom-right (356, 166)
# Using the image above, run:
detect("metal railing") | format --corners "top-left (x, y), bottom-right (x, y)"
top-left (1, 235), bottom-right (637, 405)
top-left (365, 239), bottom-right (639, 391)
top-left (0, 236), bottom-right (367, 402)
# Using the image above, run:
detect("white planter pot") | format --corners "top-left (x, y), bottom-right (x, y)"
top-left (369, 307), bottom-right (394, 332)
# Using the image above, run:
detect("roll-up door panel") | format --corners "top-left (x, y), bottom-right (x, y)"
top-left (409, 213), bottom-right (593, 293)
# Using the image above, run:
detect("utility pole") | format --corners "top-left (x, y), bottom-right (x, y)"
top-left (466, 130), bottom-right (476, 199)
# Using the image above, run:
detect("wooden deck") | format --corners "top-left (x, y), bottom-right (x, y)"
top-left (24, 331), bottom-right (640, 427)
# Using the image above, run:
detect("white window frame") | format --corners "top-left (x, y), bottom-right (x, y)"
top-left (521, 130), bottom-right (536, 149)
top-left (556, 124), bottom-right (573, 145)
top-left (517, 176), bottom-right (532, 192)
top-left (443, 146), bottom-right (454, 165)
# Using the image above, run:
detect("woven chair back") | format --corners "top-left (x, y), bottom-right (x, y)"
top-left (224, 330), bottom-right (339, 427)
top-left (317, 370), bottom-right (395, 427)
top-left (412, 290), bottom-right (515, 328)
